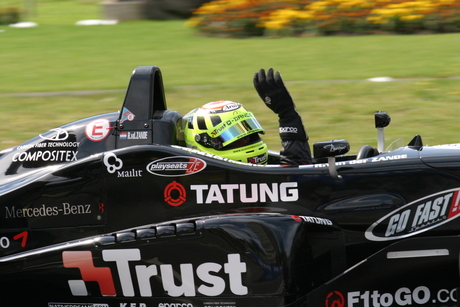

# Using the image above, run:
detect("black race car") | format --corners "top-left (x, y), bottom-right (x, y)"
top-left (1, 66), bottom-right (459, 307)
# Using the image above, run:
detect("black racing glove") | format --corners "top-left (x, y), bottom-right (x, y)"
top-left (254, 68), bottom-right (307, 141)
top-left (253, 68), bottom-right (298, 118)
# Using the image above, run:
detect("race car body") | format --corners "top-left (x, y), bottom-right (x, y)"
top-left (1, 66), bottom-right (459, 307)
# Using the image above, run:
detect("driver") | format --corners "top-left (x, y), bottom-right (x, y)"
top-left (182, 68), bottom-right (312, 165)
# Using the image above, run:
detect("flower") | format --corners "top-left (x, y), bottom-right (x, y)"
top-left (188, 0), bottom-right (460, 36)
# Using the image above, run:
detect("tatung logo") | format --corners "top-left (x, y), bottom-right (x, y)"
top-left (161, 181), bottom-right (298, 206)
top-left (62, 249), bottom-right (248, 298)
top-left (291, 215), bottom-right (333, 226)
top-left (366, 188), bottom-right (460, 241)
top-left (164, 181), bottom-right (187, 206)
top-left (104, 152), bottom-right (123, 174)
top-left (191, 182), bottom-right (298, 204)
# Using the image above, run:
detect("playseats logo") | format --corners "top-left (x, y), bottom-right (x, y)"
top-left (62, 249), bottom-right (247, 297)
top-left (147, 157), bottom-right (207, 177)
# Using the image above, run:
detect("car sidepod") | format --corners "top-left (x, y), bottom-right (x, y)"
top-left (0, 213), bottom-right (343, 307)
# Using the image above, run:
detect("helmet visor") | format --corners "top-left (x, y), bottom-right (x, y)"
top-left (218, 117), bottom-right (264, 147)
top-left (199, 113), bottom-right (264, 150)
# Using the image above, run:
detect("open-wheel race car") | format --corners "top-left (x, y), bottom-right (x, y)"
top-left (1, 66), bottom-right (460, 307)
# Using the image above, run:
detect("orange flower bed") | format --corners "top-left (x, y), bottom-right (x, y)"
top-left (187, 0), bottom-right (460, 37)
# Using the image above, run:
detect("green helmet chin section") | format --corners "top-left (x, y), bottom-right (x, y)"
top-left (182, 100), bottom-right (268, 164)
top-left (216, 140), bottom-right (268, 164)
top-left (187, 140), bottom-right (268, 165)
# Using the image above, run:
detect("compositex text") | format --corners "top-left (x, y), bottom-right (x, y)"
top-left (12, 150), bottom-right (78, 162)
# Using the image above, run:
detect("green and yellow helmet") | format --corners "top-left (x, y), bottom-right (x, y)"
top-left (183, 100), bottom-right (268, 164)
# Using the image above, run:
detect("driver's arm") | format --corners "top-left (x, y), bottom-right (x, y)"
top-left (253, 68), bottom-right (312, 165)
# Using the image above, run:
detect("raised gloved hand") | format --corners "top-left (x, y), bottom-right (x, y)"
top-left (253, 68), bottom-right (298, 119)
top-left (254, 68), bottom-right (307, 142)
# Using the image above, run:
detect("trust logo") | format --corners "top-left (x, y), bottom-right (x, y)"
top-left (62, 249), bottom-right (248, 298)
top-left (62, 250), bottom-right (116, 296)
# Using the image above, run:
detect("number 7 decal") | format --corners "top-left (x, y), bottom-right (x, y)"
top-left (13, 231), bottom-right (28, 247)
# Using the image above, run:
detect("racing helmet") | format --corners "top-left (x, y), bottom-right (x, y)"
top-left (183, 100), bottom-right (268, 164)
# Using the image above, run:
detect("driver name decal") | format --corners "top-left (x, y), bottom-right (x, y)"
top-left (306, 154), bottom-right (409, 169)
top-left (366, 188), bottom-right (460, 241)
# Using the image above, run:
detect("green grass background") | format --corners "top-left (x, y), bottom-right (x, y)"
top-left (1, 0), bottom-right (460, 153)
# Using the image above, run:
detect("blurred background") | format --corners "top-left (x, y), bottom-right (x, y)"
top-left (1, 0), bottom-right (459, 153)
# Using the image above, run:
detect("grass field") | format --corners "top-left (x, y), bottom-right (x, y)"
top-left (1, 0), bottom-right (460, 153)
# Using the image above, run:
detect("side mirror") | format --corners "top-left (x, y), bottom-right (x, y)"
top-left (375, 111), bottom-right (391, 128)
top-left (313, 140), bottom-right (350, 180)
top-left (375, 111), bottom-right (391, 152)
